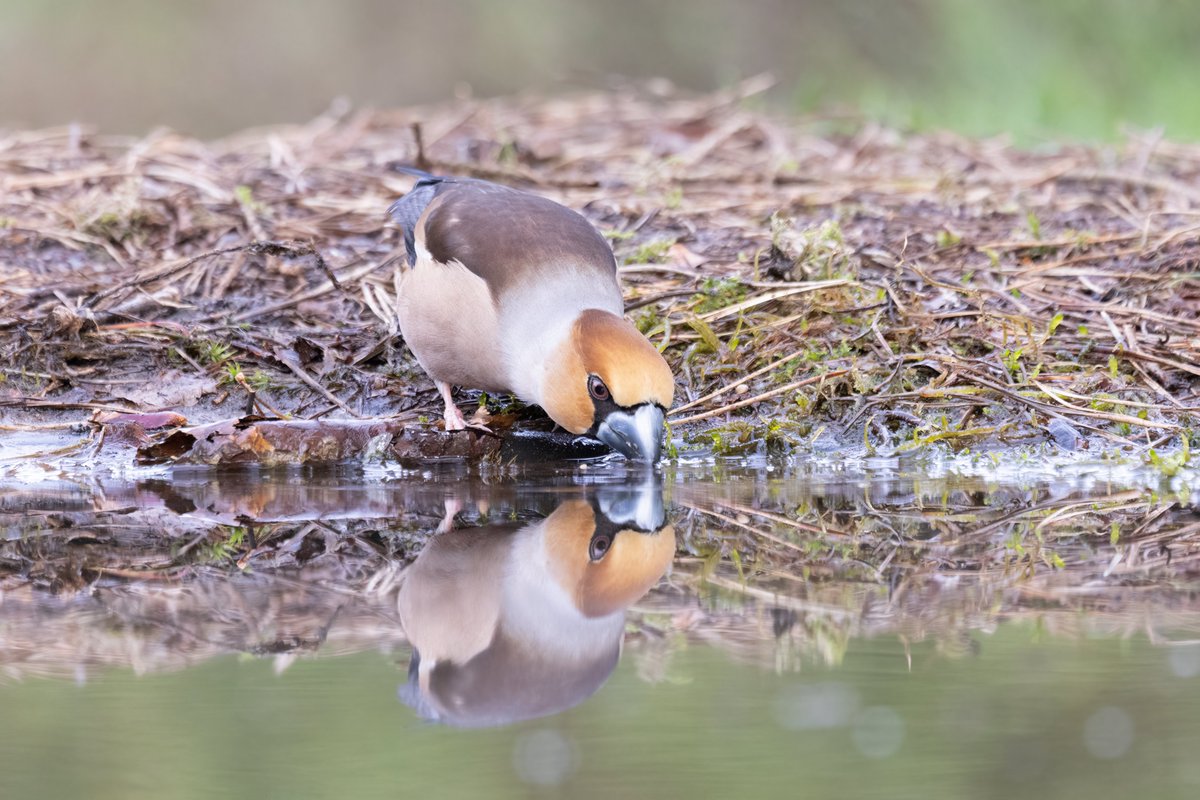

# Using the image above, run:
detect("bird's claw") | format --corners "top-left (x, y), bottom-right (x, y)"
top-left (442, 405), bottom-right (467, 432)
top-left (441, 406), bottom-right (494, 435)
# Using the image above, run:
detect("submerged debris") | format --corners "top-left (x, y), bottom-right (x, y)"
top-left (2, 470), bottom-right (1199, 684)
top-left (1047, 417), bottom-right (1082, 450)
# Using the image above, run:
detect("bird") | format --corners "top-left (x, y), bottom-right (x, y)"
top-left (387, 171), bottom-right (674, 461)
top-left (396, 484), bottom-right (674, 727)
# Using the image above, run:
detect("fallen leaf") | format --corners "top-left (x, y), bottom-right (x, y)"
top-left (112, 371), bottom-right (216, 409)
top-left (93, 411), bottom-right (188, 429)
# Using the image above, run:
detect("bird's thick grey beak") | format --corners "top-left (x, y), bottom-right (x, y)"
top-left (596, 404), bottom-right (665, 463)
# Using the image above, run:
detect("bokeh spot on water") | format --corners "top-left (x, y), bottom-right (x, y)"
top-left (1083, 707), bottom-right (1135, 760)
top-left (852, 706), bottom-right (906, 760)
top-left (1168, 645), bottom-right (1200, 679)
top-left (773, 682), bottom-right (860, 731)
top-left (513, 729), bottom-right (578, 787)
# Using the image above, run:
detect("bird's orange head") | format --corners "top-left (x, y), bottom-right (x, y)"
top-left (542, 309), bottom-right (674, 461)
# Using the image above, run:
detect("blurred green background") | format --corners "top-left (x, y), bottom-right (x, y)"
top-left (1, 0), bottom-right (1198, 141)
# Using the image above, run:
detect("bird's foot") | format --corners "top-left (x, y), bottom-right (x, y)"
top-left (436, 381), bottom-right (497, 435)
top-left (463, 406), bottom-right (495, 434)
top-left (442, 404), bottom-right (468, 432)
top-left (440, 405), bottom-right (494, 435)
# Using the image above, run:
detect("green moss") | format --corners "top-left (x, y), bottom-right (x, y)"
top-left (688, 417), bottom-right (811, 457)
top-left (1026, 209), bottom-right (1042, 239)
top-left (693, 277), bottom-right (747, 313)
top-left (635, 308), bottom-right (662, 334)
top-left (625, 238), bottom-right (676, 265)
top-left (795, 219), bottom-right (854, 280)
top-left (936, 228), bottom-right (962, 248)
top-left (219, 362), bottom-right (244, 387)
top-left (192, 339), bottom-right (237, 366)
top-left (246, 369), bottom-right (276, 393)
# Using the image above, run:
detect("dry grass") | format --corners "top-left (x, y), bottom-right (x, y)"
top-left (2, 83), bottom-right (1198, 460)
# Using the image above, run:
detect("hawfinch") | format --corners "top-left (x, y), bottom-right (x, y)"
top-left (396, 486), bottom-right (673, 727)
top-left (388, 173), bottom-right (674, 461)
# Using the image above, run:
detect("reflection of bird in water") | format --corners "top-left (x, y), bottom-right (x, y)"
top-left (396, 488), bottom-right (674, 727)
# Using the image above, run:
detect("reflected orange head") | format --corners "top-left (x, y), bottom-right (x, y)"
top-left (543, 499), bottom-right (675, 617)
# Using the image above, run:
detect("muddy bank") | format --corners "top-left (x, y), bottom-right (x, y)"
top-left (2, 85), bottom-right (1198, 466)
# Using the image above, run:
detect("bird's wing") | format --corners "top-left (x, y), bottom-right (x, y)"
top-left (387, 171), bottom-right (447, 267)
top-left (387, 176), bottom-right (618, 293)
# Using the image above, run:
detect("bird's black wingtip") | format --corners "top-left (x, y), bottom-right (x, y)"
top-left (385, 196), bottom-right (407, 220)
top-left (391, 164), bottom-right (441, 182)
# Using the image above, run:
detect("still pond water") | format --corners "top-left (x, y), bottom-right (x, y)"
top-left (2, 460), bottom-right (1199, 799)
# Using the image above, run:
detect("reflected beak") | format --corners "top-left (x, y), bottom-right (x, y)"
top-left (596, 404), bottom-right (665, 463)
top-left (597, 480), bottom-right (666, 531)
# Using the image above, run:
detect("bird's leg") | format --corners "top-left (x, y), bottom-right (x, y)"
top-left (436, 380), bottom-right (467, 431)
top-left (436, 497), bottom-right (464, 534)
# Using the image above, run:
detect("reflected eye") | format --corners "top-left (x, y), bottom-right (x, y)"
top-left (588, 375), bottom-right (610, 402)
top-left (589, 533), bottom-right (612, 561)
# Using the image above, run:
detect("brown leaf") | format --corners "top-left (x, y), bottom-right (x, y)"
top-left (93, 411), bottom-right (188, 429)
top-left (112, 371), bottom-right (216, 410)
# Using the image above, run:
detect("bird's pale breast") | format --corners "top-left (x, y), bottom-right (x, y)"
top-left (394, 256), bottom-right (508, 391)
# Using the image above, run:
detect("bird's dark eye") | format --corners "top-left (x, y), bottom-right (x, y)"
top-left (589, 534), bottom-right (612, 561)
top-left (588, 375), bottom-right (610, 401)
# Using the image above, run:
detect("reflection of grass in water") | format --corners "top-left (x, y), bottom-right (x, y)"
top-left (197, 526), bottom-right (246, 564)
top-left (672, 478), bottom-right (1200, 596)
top-left (2, 471), bottom-right (1200, 707)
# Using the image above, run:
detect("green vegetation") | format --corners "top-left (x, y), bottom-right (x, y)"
top-left (193, 339), bottom-right (237, 367)
top-left (693, 277), bottom-right (747, 314)
top-left (624, 238), bottom-right (676, 265)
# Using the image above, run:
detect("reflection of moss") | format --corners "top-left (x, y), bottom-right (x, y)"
top-left (194, 526), bottom-right (247, 564)
top-left (1148, 436), bottom-right (1191, 477)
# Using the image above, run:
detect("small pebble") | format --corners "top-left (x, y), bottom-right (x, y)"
top-left (1047, 418), bottom-right (1080, 450)
top-left (735, 384), bottom-right (749, 395)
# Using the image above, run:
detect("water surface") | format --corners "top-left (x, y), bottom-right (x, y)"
top-left (2, 463), bottom-right (1199, 799)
